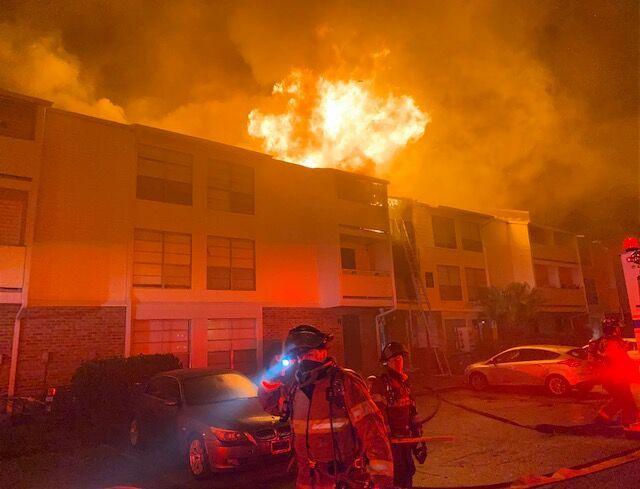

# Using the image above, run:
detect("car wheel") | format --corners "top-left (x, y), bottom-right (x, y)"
top-left (545, 375), bottom-right (570, 397)
top-left (188, 436), bottom-right (212, 480)
top-left (129, 417), bottom-right (145, 450)
top-left (469, 372), bottom-right (489, 391)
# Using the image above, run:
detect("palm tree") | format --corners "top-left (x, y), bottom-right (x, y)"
top-left (480, 282), bottom-right (543, 341)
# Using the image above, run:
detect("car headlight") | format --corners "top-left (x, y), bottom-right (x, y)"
top-left (210, 427), bottom-right (248, 443)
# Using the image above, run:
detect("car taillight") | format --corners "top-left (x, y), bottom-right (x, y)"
top-left (558, 359), bottom-right (582, 368)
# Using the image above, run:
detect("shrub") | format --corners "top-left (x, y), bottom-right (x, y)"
top-left (71, 354), bottom-right (181, 441)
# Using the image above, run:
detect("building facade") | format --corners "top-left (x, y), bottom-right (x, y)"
top-left (388, 199), bottom-right (590, 370)
top-left (0, 90), bottom-right (394, 396)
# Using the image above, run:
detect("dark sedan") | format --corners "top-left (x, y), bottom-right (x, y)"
top-left (128, 368), bottom-right (292, 479)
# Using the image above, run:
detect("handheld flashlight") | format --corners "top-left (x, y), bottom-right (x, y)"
top-left (281, 357), bottom-right (293, 368)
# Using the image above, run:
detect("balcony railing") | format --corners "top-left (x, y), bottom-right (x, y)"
top-left (340, 269), bottom-right (393, 302)
top-left (537, 286), bottom-right (586, 308)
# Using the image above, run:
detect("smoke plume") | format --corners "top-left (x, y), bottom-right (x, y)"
top-left (0, 0), bottom-right (637, 237)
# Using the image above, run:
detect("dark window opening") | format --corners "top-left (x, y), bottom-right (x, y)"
top-left (425, 271), bottom-right (434, 288)
top-left (341, 247), bottom-right (357, 269)
top-left (0, 97), bottom-right (36, 140)
top-left (432, 216), bottom-right (457, 249)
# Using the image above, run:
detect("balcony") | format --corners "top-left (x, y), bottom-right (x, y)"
top-left (340, 269), bottom-right (394, 306)
top-left (0, 245), bottom-right (26, 290)
top-left (537, 286), bottom-right (587, 311)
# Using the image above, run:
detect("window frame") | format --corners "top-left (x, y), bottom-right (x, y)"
top-left (207, 159), bottom-right (255, 215)
top-left (424, 271), bottom-right (435, 288)
top-left (133, 229), bottom-right (192, 289)
top-left (465, 267), bottom-right (488, 301)
top-left (432, 215), bottom-right (457, 249)
top-left (437, 265), bottom-right (463, 301)
top-left (207, 236), bottom-right (256, 291)
top-left (136, 145), bottom-right (193, 206)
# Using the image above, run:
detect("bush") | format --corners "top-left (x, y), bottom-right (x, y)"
top-left (71, 354), bottom-right (181, 441)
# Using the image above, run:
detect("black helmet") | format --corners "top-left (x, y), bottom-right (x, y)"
top-left (284, 325), bottom-right (333, 357)
top-left (380, 342), bottom-right (409, 363)
top-left (601, 315), bottom-right (620, 335)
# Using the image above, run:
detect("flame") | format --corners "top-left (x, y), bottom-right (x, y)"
top-left (248, 70), bottom-right (429, 170)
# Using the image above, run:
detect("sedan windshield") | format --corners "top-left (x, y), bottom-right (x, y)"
top-left (183, 373), bottom-right (258, 406)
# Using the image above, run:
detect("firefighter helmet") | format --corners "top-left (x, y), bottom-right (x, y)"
top-left (601, 314), bottom-right (620, 335)
top-left (380, 341), bottom-right (409, 363)
top-left (284, 325), bottom-right (333, 356)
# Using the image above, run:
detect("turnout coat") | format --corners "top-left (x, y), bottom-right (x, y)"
top-left (259, 358), bottom-right (394, 488)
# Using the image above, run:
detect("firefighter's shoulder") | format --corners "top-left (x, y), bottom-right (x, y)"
top-left (337, 367), bottom-right (370, 391)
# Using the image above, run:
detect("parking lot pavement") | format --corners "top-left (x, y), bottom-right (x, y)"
top-left (3, 387), bottom-right (640, 489)
top-left (414, 386), bottom-right (640, 487)
top-left (0, 442), bottom-right (294, 489)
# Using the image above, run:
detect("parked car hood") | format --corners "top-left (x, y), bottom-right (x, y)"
top-left (185, 397), bottom-right (281, 430)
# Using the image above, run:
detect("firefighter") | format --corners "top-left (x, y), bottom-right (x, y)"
top-left (369, 342), bottom-right (426, 489)
top-left (259, 325), bottom-right (394, 489)
top-left (589, 315), bottom-right (640, 429)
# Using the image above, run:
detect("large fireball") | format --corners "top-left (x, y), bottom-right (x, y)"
top-left (248, 70), bottom-right (429, 171)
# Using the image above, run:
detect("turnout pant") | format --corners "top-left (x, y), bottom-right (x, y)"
top-left (391, 444), bottom-right (416, 489)
top-left (600, 382), bottom-right (639, 425)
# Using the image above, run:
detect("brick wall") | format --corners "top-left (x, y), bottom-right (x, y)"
top-left (15, 306), bottom-right (126, 395)
top-left (0, 304), bottom-right (19, 394)
top-left (262, 307), bottom-right (381, 376)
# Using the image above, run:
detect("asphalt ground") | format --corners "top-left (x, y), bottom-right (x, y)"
top-left (1, 386), bottom-right (639, 488)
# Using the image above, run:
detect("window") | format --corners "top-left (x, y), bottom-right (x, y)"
top-left (559, 267), bottom-right (578, 289)
top-left (534, 264), bottom-right (550, 287)
top-left (529, 225), bottom-right (552, 245)
top-left (156, 377), bottom-right (181, 401)
top-left (183, 373), bottom-right (258, 405)
top-left (460, 221), bottom-right (483, 252)
top-left (208, 160), bottom-right (255, 214)
top-left (0, 188), bottom-right (28, 246)
top-left (341, 247), bottom-right (357, 270)
top-left (207, 237), bottom-right (255, 290)
top-left (493, 350), bottom-right (520, 364)
top-left (466, 268), bottom-right (488, 301)
top-left (517, 349), bottom-right (560, 361)
top-left (437, 265), bottom-right (462, 300)
top-left (336, 174), bottom-right (387, 207)
top-left (133, 229), bottom-right (191, 288)
top-left (0, 97), bottom-right (36, 140)
top-left (554, 232), bottom-right (573, 246)
top-left (424, 271), bottom-right (434, 288)
top-left (584, 278), bottom-right (599, 305)
top-left (207, 319), bottom-right (257, 375)
top-left (132, 319), bottom-right (190, 367)
top-left (137, 145), bottom-right (192, 205)
top-left (432, 216), bottom-right (456, 249)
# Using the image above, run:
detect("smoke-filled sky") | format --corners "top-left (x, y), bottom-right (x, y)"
top-left (1, 0), bottom-right (637, 238)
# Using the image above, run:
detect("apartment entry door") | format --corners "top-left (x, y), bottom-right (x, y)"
top-left (342, 315), bottom-right (362, 372)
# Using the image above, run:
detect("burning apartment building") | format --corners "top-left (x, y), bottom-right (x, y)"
top-left (0, 89), bottom-right (629, 396)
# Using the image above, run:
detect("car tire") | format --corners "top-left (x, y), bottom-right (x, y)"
top-left (129, 417), bottom-right (145, 450)
top-left (545, 375), bottom-right (570, 397)
top-left (187, 435), bottom-right (212, 480)
top-left (469, 372), bottom-right (489, 391)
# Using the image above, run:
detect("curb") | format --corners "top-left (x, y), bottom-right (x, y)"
top-left (414, 446), bottom-right (640, 489)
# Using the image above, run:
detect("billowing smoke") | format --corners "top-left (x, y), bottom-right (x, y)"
top-left (0, 0), bottom-right (637, 237)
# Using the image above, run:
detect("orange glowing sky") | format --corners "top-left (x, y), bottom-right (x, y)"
top-left (0, 0), bottom-right (637, 237)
